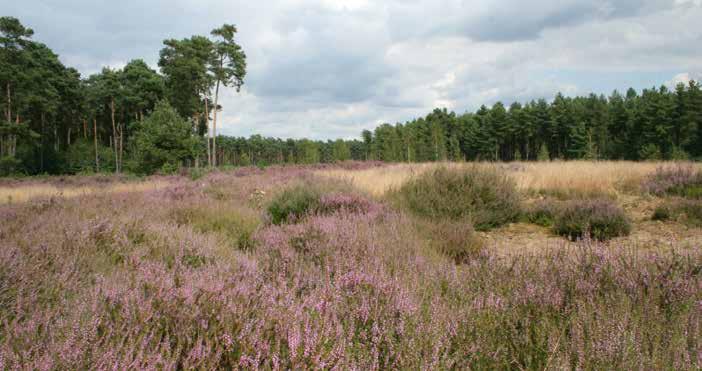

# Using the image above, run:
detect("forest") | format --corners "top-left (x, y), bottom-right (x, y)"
top-left (1, 16), bottom-right (701, 176)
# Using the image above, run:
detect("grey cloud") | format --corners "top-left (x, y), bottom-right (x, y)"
top-left (4, 0), bottom-right (701, 139)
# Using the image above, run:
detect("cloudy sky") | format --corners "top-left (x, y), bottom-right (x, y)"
top-left (5, 0), bottom-right (702, 139)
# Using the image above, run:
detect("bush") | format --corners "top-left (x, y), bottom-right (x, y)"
top-left (393, 166), bottom-right (521, 231)
top-left (523, 200), bottom-right (562, 227)
top-left (159, 162), bottom-right (179, 175)
top-left (652, 204), bottom-right (671, 221)
top-left (643, 165), bottom-right (702, 198)
top-left (267, 184), bottom-right (322, 225)
top-left (652, 199), bottom-right (702, 226)
top-left (553, 199), bottom-right (631, 241)
top-left (266, 181), bottom-right (380, 225)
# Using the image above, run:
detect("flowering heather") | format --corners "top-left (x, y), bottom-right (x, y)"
top-left (1, 165), bottom-right (701, 369)
top-left (643, 165), bottom-right (702, 197)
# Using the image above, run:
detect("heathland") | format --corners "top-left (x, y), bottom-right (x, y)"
top-left (1, 161), bottom-right (702, 369)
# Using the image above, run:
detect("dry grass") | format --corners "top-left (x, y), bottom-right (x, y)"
top-left (0, 180), bottom-right (170, 204)
top-left (317, 161), bottom-right (702, 197)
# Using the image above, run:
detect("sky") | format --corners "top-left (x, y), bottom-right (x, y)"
top-left (4, 0), bottom-right (702, 139)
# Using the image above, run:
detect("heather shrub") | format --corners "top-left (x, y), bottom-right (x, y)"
top-left (317, 192), bottom-right (381, 216)
top-left (553, 199), bottom-right (631, 241)
top-left (393, 166), bottom-right (521, 230)
top-left (522, 199), bottom-right (562, 226)
top-left (652, 199), bottom-right (702, 226)
top-left (643, 165), bottom-right (702, 198)
top-left (267, 184), bottom-right (322, 224)
top-left (267, 180), bottom-right (378, 225)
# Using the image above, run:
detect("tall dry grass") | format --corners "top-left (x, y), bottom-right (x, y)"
top-left (317, 161), bottom-right (702, 197)
top-left (0, 180), bottom-right (170, 204)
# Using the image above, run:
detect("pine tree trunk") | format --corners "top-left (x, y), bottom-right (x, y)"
top-left (205, 97), bottom-right (211, 167)
top-left (40, 113), bottom-right (45, 172)
top-left (213, 80), bottom-right (220, 168)
top-left (119, 123), bottom-right (123, 172)
top-left (83, 119), bottom-right (87, 139)
top-left (6, 82), bottom-right (11, 123)
top-left (67, 127), bottom-right (72, 146)
top-left (94, 118), bottom-right (99, 172)
top-left (111, 98), bottom-right (118, 173)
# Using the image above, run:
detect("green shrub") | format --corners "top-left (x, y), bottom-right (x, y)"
top-left (159, 162), bottom-right (179, 175)
top-left (523, 200), bottom-right (561, 227)
top-left (553, 199), bottom-right (631, 241)
top-left (393, 166), bottom-right (521, 231)
top-left (652, 199), bottom-right (702, 226)
top-left (266, 179), bottom-right (373, 225)
top-left (267, 184), bottom-right (322, 225)
top-left (652, 204), bottom-right (671, 221)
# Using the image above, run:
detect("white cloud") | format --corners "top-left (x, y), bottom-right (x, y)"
top-left (5, 0), bottom-right (702, 139)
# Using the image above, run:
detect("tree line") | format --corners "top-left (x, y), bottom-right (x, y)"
top-left (1, 16), bottom-right (701, 176)
top-left (364, 83), bottom-right (702, 163)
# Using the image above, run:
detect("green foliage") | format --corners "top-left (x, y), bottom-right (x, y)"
top-left (652, 199), bottom-right (702, 226)
top-left (394, 166), bottom-right (521, 231)
top-left (159, 162), bottom-right (179, 175)
top-left (523, 200), bottom-right (562, 227)
top-left (652, 204), bottom-right (672, 221)
top-left (670, 146), bottom-right (690, 161)
top-left (210, 24), bottom-right (247, 92)
top-left (63, 139), bottom-right (114, 174)
top-left (537, 144), bottom-right (550, 161)
top-left (553, 199), bottom-right (631, 241)
top-left (638, 144), bottom-right (662, 160)
top-left (0, 155), bottom-right (21, 176)
top-left (267, 184), bottom-right (322, 225)
top-left (131, 101), bottom-right (198, 174)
